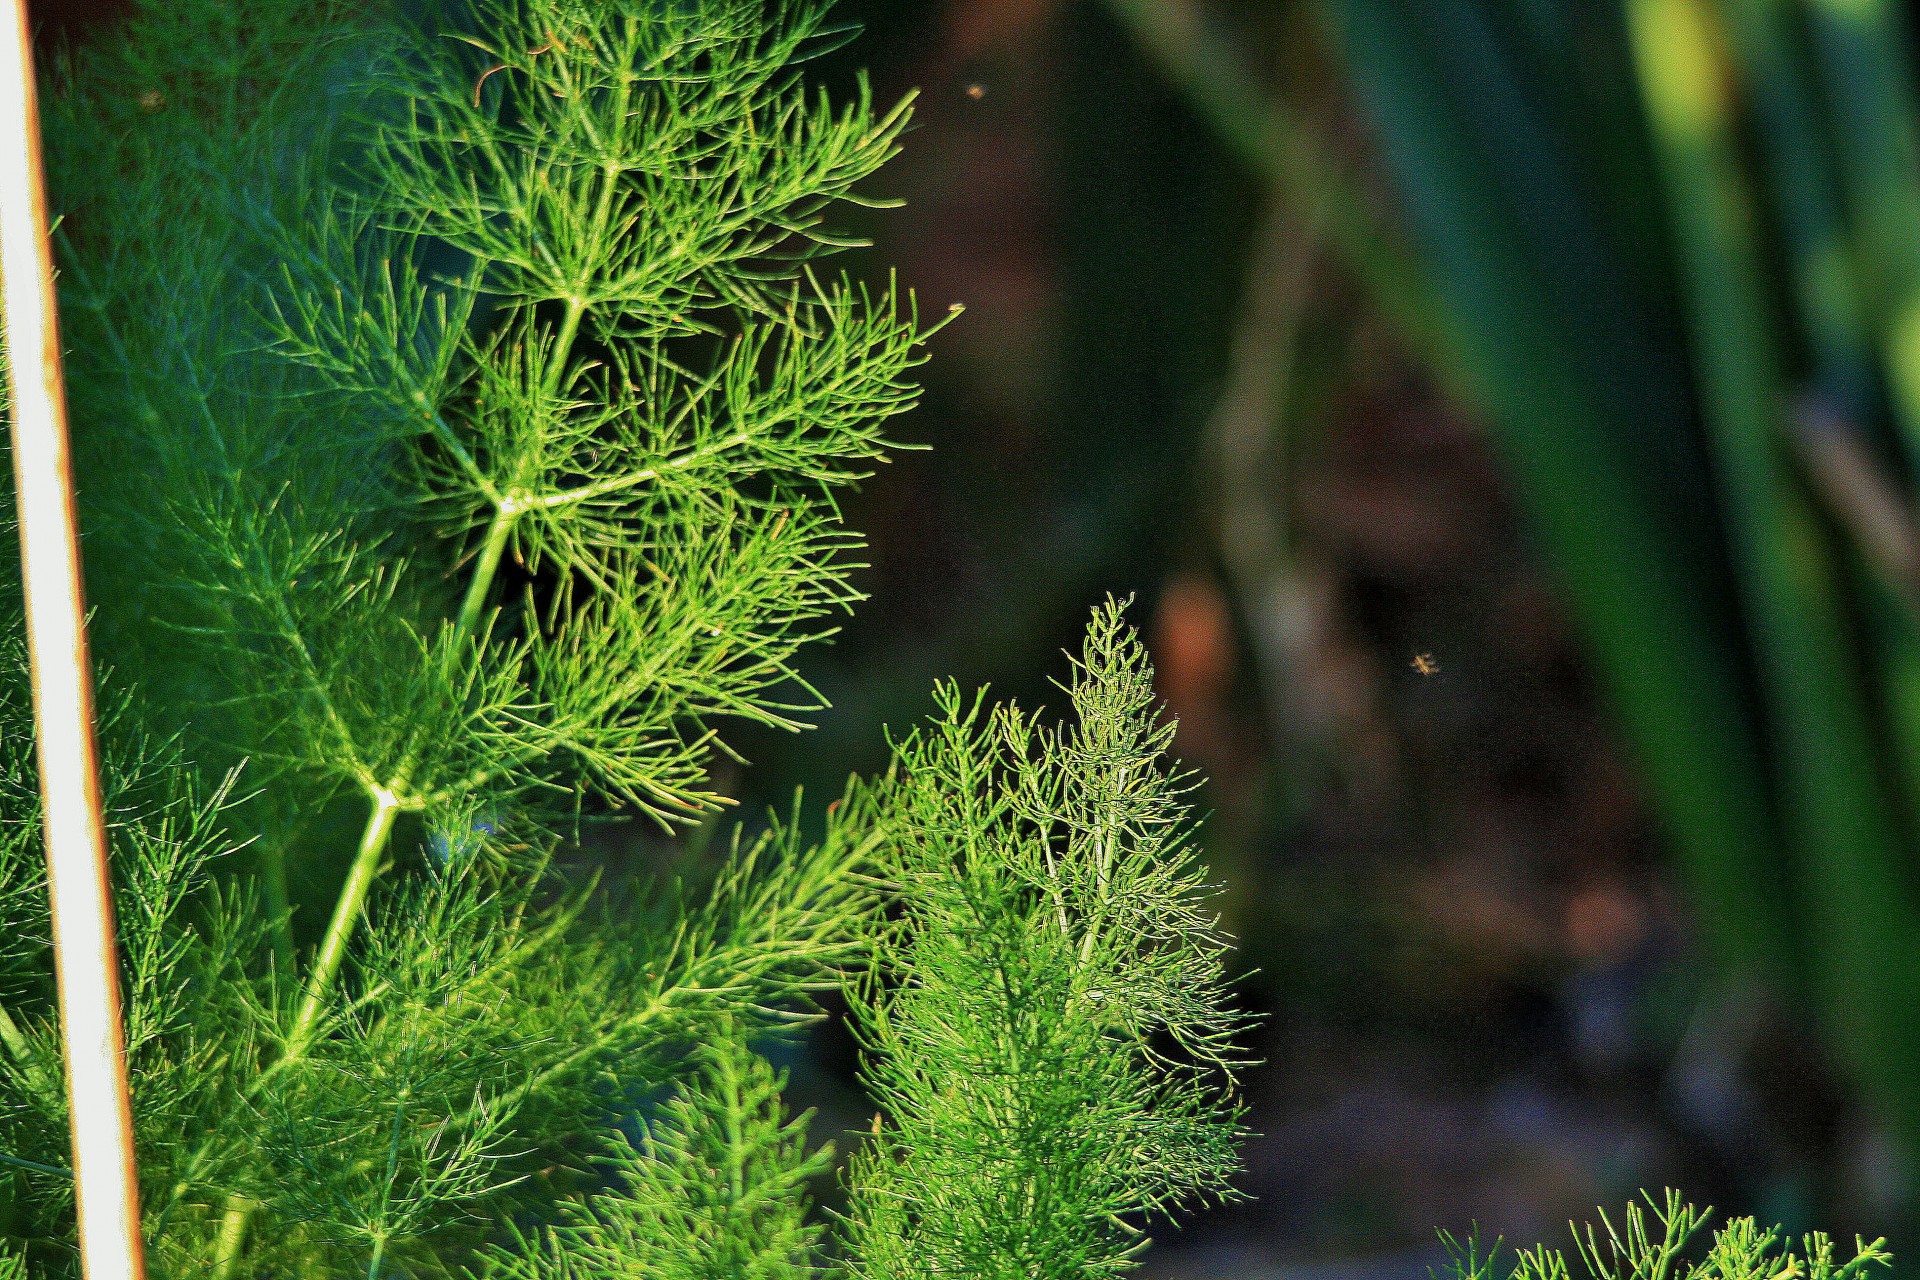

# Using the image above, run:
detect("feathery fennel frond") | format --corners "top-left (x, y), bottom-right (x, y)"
top-left (57, 0), bottom-right (938, 844)
top-left (839, 600), bottom-right (1247, 1279)
top-left (109, 799), bottom-right (875, 1278)
top-left (0, 760), bottom-right (877, 1278)
top-left (235, 0), bottom-right (943, 831)
top-left (483, 1022), bottom-right (834, 1280)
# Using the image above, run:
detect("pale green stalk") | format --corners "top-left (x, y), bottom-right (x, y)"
top-left (0, 996), bottom-right (36, 1071)
top-left (210, 1198), bottom-right (257, 1280)
top-left (284, 786), bottom-right (402, 1059)
top-left (230, 217), bottom-right (612, 1274)
top-left (454, 507), bottom-right (518, 647)
top-left (286, 284), bottom-right (595, 1061)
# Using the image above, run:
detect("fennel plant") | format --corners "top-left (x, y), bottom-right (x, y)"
top-left (0, 0), bottom-right (1247, 1276)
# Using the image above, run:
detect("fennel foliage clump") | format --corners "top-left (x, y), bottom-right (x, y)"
top-left (0, 0), bottom-right (1247, 1276)
top-left (1442, 1193), bottom-right (1892, 1280)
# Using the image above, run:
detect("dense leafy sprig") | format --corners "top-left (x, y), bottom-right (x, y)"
top-left (838, 601), bottom-right (1248, 1279)
top-left (1438, 1193), bottom-right (1892, 1280)
top-left (483, 1022), bottom-right (834, 1280)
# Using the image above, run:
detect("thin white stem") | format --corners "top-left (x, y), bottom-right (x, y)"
top-left (0, 3), bottom-right (149, 1274)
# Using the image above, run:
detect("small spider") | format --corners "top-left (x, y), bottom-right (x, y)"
top-left (965, 83), bottom-right (986, 100)
top-left (1411, 652), bottom-right (1440, 677)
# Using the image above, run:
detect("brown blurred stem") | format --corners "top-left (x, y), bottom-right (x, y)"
top-left (1100, 0), bottom-right (1458, 389)
top-left (1204, 176), bottom-right (1392, 815)
top-left (1789, 397), bottom-right (1920, 625)
top-left (1205, 193), bottom-right (1319, 762)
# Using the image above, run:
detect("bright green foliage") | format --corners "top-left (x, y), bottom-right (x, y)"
top-left (0, 0), bottom-right (1248, 1276)
top-left (839, 602), bottom-right (1246, 1279)
top-left (483, 1023), bottom-right (833, 1280)
top-left (1440, 1193), bottom-right (1892, 1280)
top-left (53, 0), bottom-right (932, 837)
top-left (4, 0), bottom-right (915, 1273)
top-left (0, 668), bottom-right (873, 1278)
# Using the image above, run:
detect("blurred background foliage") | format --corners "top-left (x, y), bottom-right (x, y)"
top-left (37, 0), bottom-right (1920, 1271)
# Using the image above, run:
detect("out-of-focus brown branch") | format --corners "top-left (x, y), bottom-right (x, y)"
top-left (1099, 0), bottom-right (1456, 387)
top-left (1202, 181), bottom-right (1395, 810)
top-left (1790, 398), bottom-right (1920, 624)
